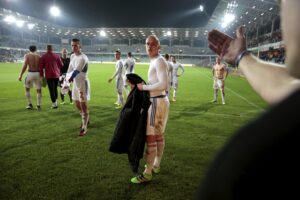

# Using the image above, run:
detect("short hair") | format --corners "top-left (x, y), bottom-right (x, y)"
top-left (47, 45), bottom-right (52, 51)
top-left (115, 50), bottom-right (121, 55)
top-left (29, 45), bottom-right (36, 52)
top-left (146, 35), bottom-right (160, 46)
top-left (128, 52), bottom-right (132, 57)
top-left (164, 53), bottom-right (169, 60)
top-left (61, 48), bottom-right (68, 54)
top-left (72, 38), bottom-right (80, 43)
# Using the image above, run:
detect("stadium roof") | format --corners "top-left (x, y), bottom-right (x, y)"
top-left (0, 0), bottom-right (220, 28)
top-left (0, 0), bottom-right (280, 41)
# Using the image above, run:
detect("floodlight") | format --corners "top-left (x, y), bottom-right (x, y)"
top-left (27, 23), bottom-right (35, 29)
top-left (222, 13), bottom-right (235, 28)
top-left (15, 20), bottom-right (24, 27)
top-left (4, 15), bottom-right (16, 23)
top-left (50, 6), bottom-right (60, 17)
top-left (199, 5), bottom-right (204, 12)
top-left (167, 31), bottom-right (172, 36)
top-left (100, 30), bottom-right (106, 37)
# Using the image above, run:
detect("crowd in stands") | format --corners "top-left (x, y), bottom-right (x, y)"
top-left (258, 47), bottom-right (285, 64)
top-left (248, 30), bottom-right (282, 48)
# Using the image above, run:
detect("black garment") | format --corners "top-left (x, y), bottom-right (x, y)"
top-left (109, 74), bottom-right (151, 173)
top-left (60, 57), bottom-right (70, 74)
top-left (197, 89), bottom-right (300, 200)
top-left (47, 78), bottom-right (59, 103)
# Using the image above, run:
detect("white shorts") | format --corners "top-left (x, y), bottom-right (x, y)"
top-left (24, 72), bottom-right (41, 89)
top-left (116, 78), bottom-right (124, 94)
top-left (213, 79), bottom-right (224, 90)
top-left (146, 96), bottom-right (169, 136)
top-left (72, 79), bottom-right (90, 102)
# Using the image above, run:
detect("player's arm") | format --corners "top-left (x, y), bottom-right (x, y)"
top-left (142, 59), bottom-right (168, 91)
top-left (239, 54), bottom-right (300, 104)
top-left (108, 62), bottom-right (121, 83)
top-left (224, 65), bottom-right (229, 79)
top-left (178, 64), bottom-right (185, 77)
top-left (69, 57), bottom-right (86, 82)
top-left (19, 55), bottom-right (28, 81)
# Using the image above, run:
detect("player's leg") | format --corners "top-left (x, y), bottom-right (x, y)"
top-left (24, 75), bottom-right (33, 109)
top-left (153, 97), bottom-right (169, 173)
top-left (131, 99), bottom-right (157, 183)
top-left (79, 100), bottom-right (89, 136)
top-left (116, 79), bottom-right (124, 108)
top-left (220, 81), bottom-right (226, 104)
top-left (173, 82), bottom-right (178, 101)
top-left (212, 79), bottom-right (218, 102)
top-left (36, 88), bottom-right (42, 110)
top-left (25, 87), bottom-right (33, 109)
top-left (68, 90), bottom-right (72, 104)
top-left (47, 79), bottom-right (58, 108)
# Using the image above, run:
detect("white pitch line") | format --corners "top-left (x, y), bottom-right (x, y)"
top-left (170, 110), bottom-right (257, 119)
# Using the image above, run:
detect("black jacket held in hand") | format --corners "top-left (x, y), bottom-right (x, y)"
top-left (109, 74), bottom-right (151, 173)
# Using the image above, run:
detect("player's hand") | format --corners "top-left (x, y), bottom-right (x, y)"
top-left (18, 76), bottom-right (22, 81)
top-left (137, 83), bottom-right (144, 91)
top-left (208, 26), bottom-right (247, 65)
top-left (108, 78), bottom-right (112, 83)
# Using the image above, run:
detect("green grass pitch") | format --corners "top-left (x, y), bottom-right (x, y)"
top-left (0, 62), bottom-right (267, 200)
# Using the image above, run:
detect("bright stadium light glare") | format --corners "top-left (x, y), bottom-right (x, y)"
top-left (100, 30), bottom-right (106, 37)
top-left (27, 23), bottom-right (35, 29)
top-left (4, 15), bottom-right (16, 23)
top-left (167, 31), bottom-right (172, 36)
top-left (15, 20), bottom-right (25, 27)
top-left (221, 13), bottom-right (235, 28)
top-left (199, 5), bottom-right (204, 12)
top-left (50, 6), bottom-right (60, 17)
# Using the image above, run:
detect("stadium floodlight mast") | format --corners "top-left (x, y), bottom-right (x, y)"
top-left (50, 6), bottom-right (60, 17)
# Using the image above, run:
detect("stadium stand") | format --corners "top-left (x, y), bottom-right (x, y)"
top-left (0, 0), bottom-right (282, 66)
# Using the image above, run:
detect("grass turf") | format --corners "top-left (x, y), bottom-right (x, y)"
top-left (0, 63), bottom-right (267, 200)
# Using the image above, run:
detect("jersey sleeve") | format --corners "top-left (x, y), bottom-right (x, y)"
top-left (111, 61), bottom-right (123, 79)
top-left (143, 58), bottom-right (168, 91)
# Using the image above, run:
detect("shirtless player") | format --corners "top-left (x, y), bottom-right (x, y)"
top-left (18, 45), bottom-right (42, 110)
top-left (212, 56), bottom-right (228, 105)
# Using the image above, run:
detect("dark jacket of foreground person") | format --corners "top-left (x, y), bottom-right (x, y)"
top-left (197, 89), bottom-right (300, 200)
top-left (109, 74), bottom-right (151, 172)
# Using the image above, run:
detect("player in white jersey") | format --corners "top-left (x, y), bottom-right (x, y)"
top-left (170, 55), bottom-right (184, 102)
top-left (18, 45), bottom-right (42, 110)
top-left (123, 52), bottom-right (135, 95)
top-left (212, 56), bottom-right (228, 104)
top-left (108, 50), bottom-right (125, 109)
top-left (131, 35), bottom-right (169, 184)
top-left (164, 53), bottom-right (173, 98)
top-left (67, 38), bottom-right (90, 136)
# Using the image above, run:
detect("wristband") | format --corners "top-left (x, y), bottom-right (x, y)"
top-left (235, 50), bottom-right (250, 67)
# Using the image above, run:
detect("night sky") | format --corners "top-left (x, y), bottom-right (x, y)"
top-left (0, 0), bottom-right (220, 28)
